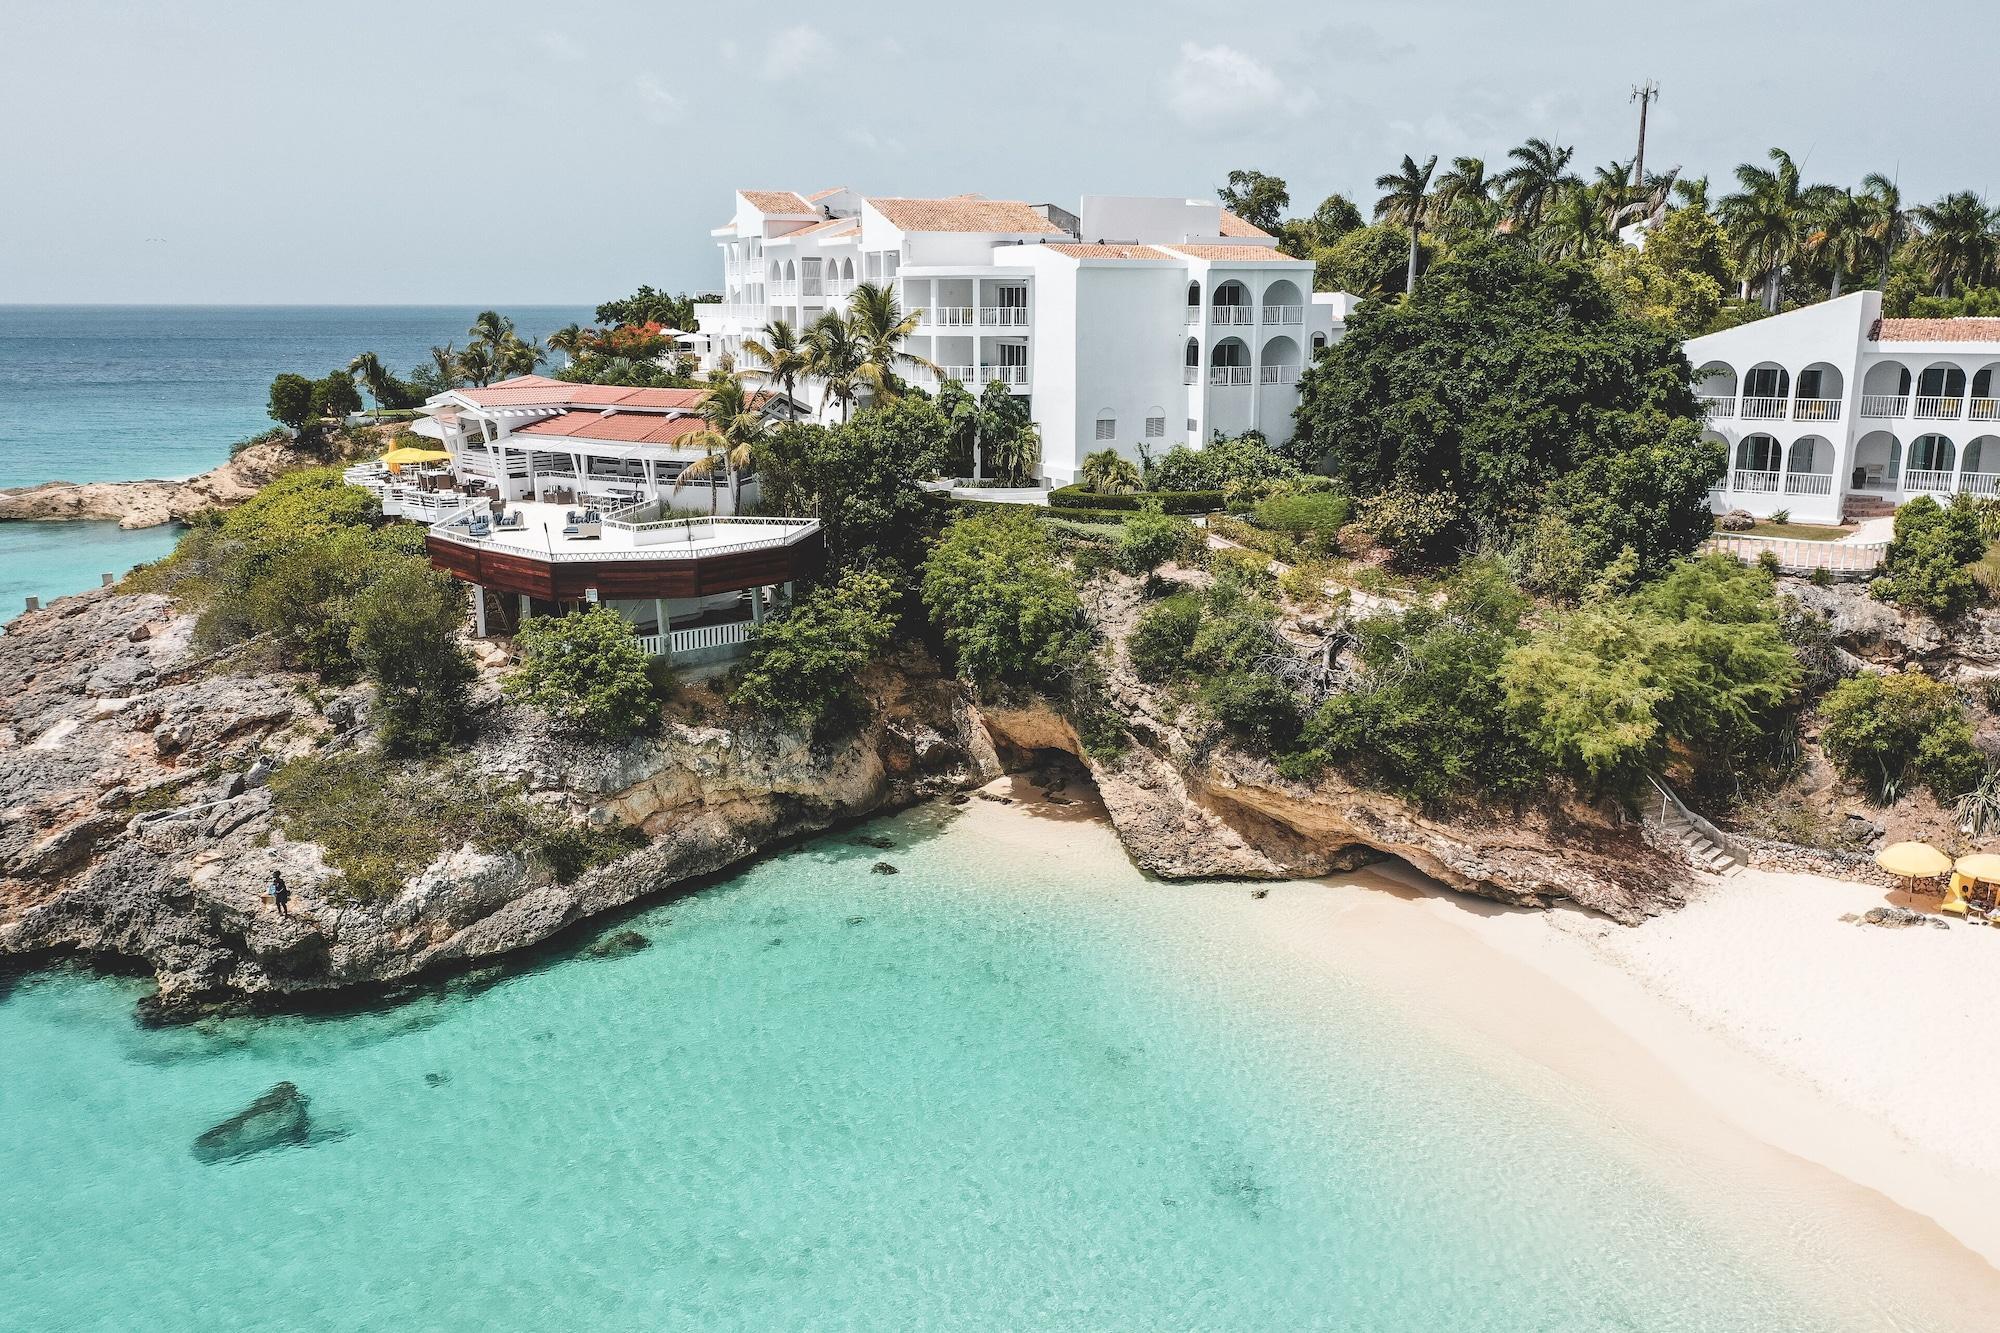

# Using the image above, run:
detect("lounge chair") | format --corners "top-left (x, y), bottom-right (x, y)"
top-left (467, 515), bottom-right (491, 537)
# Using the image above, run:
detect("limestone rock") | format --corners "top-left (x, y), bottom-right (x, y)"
top-left (191, 1081), bottom-right (311, 1164)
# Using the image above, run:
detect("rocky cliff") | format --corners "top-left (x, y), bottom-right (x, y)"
top-left (0, 437), bottom-right (327, 529)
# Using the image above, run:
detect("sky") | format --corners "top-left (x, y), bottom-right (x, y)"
top-left (3, 0), bottom-right (1996, 305)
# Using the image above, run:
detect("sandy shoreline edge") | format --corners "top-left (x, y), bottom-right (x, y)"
top-left (958, 774), bottom-right (2000, 1328)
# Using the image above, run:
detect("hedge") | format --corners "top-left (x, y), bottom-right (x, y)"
top-left (954, 497), bottom-right (1135, 525)
top-left (1047, 484), bottom-right (1225, 514)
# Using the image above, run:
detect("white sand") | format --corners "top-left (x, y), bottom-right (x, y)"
top-left (955, 779), bottom-right (2000, 1325)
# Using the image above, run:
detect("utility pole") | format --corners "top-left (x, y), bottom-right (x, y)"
top-left (1630, 81), bottom-right (1660, 191)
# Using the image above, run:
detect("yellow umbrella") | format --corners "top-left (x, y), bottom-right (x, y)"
top-left (1875, 841), bottom-right (1952, 878)
top-left (380, 446), bottom-right (450, 475)
top-left (1953, 852), bottom-right (2000, 882)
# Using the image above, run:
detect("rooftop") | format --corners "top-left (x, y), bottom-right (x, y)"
top-left (447, 377), bottom-right (711, 411)
top-left (514, 410), bottom-right (709, 447)
top-left (866, 196), bottom-right (1065, 235)
top-left (740, 189), bottom-right (815, 215)
top-left (777, 215), bottom-right (861, 240)
top-left (1869, 317), bottom-right (2000, 344)
top-left (430, 501), bottom-right (818, 563)
top-left (1218, 210), bottom-right (1272, 239)
top-left (1159, 244), bottom-right (1299, 264)
top-left (1044, 243), bottom-right (1172, 261)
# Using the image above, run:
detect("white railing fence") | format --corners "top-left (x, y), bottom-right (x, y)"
top-left (1698, 395), bottom-right (1736, 417)
top-left (1740, 396), bottom-right (1787, 419)
top-left (980, 306), bottom-right (1030, 326)
top-left (1792, 398), bottom-right (1842, 421)
top-left (1903, 468), bottom-right (1955, 493)
top-left (1211, 306), bottom-right (1253, 326)
top-left (1701, 535), bottom-right (1888, 574)
top-left (1782, 471), bottom-right (1833, 495)
top-left (1861, 394), bottom-right (1909, 417)
top-left (1209, 366), bottom-right (1252, 386)
top-left (632, 620), bottom-right (756, 658)
top-left (1260, 304), bottom-right (1303, 324)
top-left (1731, 468), bottom-right (1781, 493)
top-left (1914, 396), bottom-right (1964, 419)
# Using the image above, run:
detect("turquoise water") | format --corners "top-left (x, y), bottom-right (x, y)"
top-left (1, 803), bottom-right (1868, 1331)
top-left (0, 520), bottom-right (180, 623)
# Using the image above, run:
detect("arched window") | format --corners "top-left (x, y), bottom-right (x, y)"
top-left (1095, 409), bottom-right (1117, 442)
top-left (1909, 433), bottom-right (1956, 473)
top-left (1184, 337), bottom-right (1200, 367)
top-left (1186, 280), bottom-right (1201, 308)
top-left (1735, 434), bottom-right (1781, 473)
top-left (1144, 405), bottom-right (1167, 439)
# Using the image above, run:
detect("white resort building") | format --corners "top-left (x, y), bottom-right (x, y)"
top-left (695, 189), bottom-right (1358, 486)
top-left (1688, 292), bottom-right (2000, 524)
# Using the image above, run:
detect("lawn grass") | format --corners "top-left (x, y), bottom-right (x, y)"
top-left (1724, 520), bottom-right (1851, 542)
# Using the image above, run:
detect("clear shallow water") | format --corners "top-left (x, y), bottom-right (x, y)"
top-left (0, 520), bottom-right (180, 622)
top-left (0, 804), bottom-right (1863, 1331)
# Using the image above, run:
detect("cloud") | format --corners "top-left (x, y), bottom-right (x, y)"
top-left (762, 25), bottom-right (833, 82)
top-left (633, 75), bottom-right (684, 125)
top-left (1166, 42), bottom-right (1316, 129)
top-left (537, 31), bottom-right (585, 62)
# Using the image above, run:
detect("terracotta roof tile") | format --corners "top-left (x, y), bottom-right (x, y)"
top-left (1044, 243), bottom-right (1172, 261)
top-left (515, 411), bottom-right (710, 446)
top-left (806, 186), bottom-right (846, 202)
top-left (1869, 317), bottom-right (2000, 343)
top-left (740, 189), bottom-right (814, 214)
top-left (777, 215), bottom-right (860, 240)
top-left (1160, 244), bottom-right (1297, 263)
top-left (456, 378), bottom-right (711, 410)
top-left (1218, 210), bottom-right (1272, 239)
top-left (866, 197), bottom-right (1063, 234)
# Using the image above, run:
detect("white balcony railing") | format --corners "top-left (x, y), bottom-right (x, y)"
top-left (980, 306), bottom-right (1030, 326)
top-left (771, 283), bottom-right (797, 298)
top-left (1904, 468), bottom-right (1955, 493)
top-left (1963, 472), bottom-right (2000, 496)
top-left (1783, 471), bottom-right (1834, 495)
top-left (1792, 398), bottom-right (1842, 422)
top-left (1184, 308), bottom-right (1200, 325)
top-left (1915, 396), bottom-right (1963, 419)
top-left (632, 620), bottom-right (756, 659)
top-left (1731, 469), bottom-right (1781, 494)
top-left (802, 278), bottom-right (824, 297)
top-left (980, 365), bottom-right (1029, 386)
top-left (1739, 396), bottom-right (1787, 419)
top-left (1210, 366), bottom-right (1252, 386)
top-left (1861, 394), bottom-right (1909, 417)
top-left (1972, 398), bottom-right (2000, 421)
top-left (940, 364), bottom-right (977, 384)
top-left (1211, 306), bottom-right (1253, 326)
top-left (1698, 395), bottom-right (1736, 417)
top-left (930, 306), bottom-right (975, 327)
top-left (1260, 304), bottom-right (1303, 324)
top-left (1259, 365), bottom-right (1298, 385)
top-left (1183, 366), bottom-right (1199, 384)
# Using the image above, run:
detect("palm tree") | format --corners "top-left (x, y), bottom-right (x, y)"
top-left (846, 282), bottom-right (939, 399)
top-left (740, 318), bottom-right (809, 409)
top-left (546, 323), bottom-right (594, 366)
top-left (1430, 156), bottom-right (1496, 233)
top-left (987, 421), bottom-right (1042, 488)
top-left (1718, 148), bottom-right (1836, 311)
top-left (348, 351), bottom-right (396, 415)
top-left (1672, 175), bottom-right (1712, 213)
top-left (1373, 153), bottom-right (1438, 296)
top-left (1803, 190), bottom-right (1876, 297)
top-left (428, 343), bottom-right (463, 389)
top-left (802, 311), bottom-right (866, 421)
top-left (1860, 173), bottom-right (1908, 287)
top-left (1080, 448), bottom-right (1141, 494)
top-left (469, 310), bottom-right (515, 350)
top-left (1539, 185), bottom-right (1613, 261)
top-left (1910, 192), bottom-right (1999, 297)
top-left (675, 372), bottom-right (768, 514)
top-left (1498, 137), bottom-right (1578, 234)
top-left (457, 340), bottom-right (500, 388)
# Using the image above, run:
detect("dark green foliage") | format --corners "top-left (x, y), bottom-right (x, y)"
top-left (1871, 494), bottom-right (1985, 619)
top-left (1114, 504), bottom-right (1193, 576)
top-left (1820, 670), bottom-right (1983, 803)
top-left (1147, 434), bottom-right (1299, 493)
top-left (594, 285), bottom-right (698, 331)
top-left (921, 511), bottom-right (1091, 692)
top-left (349, 560), bottom-right (476, 755)
top-left (1216, 169), bottom-right (1289, 233)
top-left (1200, 671), bottom-right (1303, 748)
top-left (1311, 222), bottom-right (1438, 297)
top-left (505, 608), bottom-right (661, 739)
top-left (1128, 595), bottom-right (1202, 682)
top-left (1250, 492), bottom-right (1351, 552)
top-left (1047, 484), bottom-right (1223, 514)
top-left (310, 371), bottom-right (362, 422)
top-left (269, 753), bottom-right (644, 903)
top-left (1293, 240), bottom-right (1713, 569)
top-left (1288, 562), bottom-right (1540, 806)
top-left (267, 373), bottom-right (314, 431)
top-left (755, 399), bottom-right (952, 579)
top-left (733, 570), bottom-right (900, 730)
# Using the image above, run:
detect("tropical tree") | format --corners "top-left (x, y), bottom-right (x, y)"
top-left (1080, 448), bottom-right (1141, 494)
top-left (1430, 156), bottom-right (1497, 233)
top-left (428, 344), bottom-right (463, 389)
top-left (347, 351), bottom-right (396, 416)
top-left (847, 282), bottom-right (939, 400)
top-left (1540, 185), bottom-right (1614, 261)
top-left (740, 318), bottom-right (809, 407)
top-left (1373, 153), bottom-right (1439, 296)
top-left (676, 372), bottom-right (769, 514)
top-left (1717, 148), bottom-right (1836, 311)
top-left (802, 310), bottom-right (866, 421)
top-left (546, 323), bottom-right (594, 365)
top-left (1498, 137), bottom-right (1579, 234)
top-left (1861, 173), bottom-right (1909, 287)
top-left (495, 334), bottom-right (546, 379)
top-left (1909, 191), bottom-right (1999, 297)
top-left (1803, 189), bottom-right (1877, 297)
top-left (1216, 169), bottom-right (1290, 234)
top-left (469, 310), bottom-right (515, 351)
top-left (456, 340), bottom-right (500, 388)
top-left (1672, 175), bottom-right (1712, 213)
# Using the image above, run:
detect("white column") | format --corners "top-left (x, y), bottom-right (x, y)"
top-left (518, 593), bottom-right (531, 624)
top-left (751, 585), bottom-right (765, 625)
top-left (654, 598), bottom-right (668, 635)
top-left (471, 583), bottom-right (488, 637)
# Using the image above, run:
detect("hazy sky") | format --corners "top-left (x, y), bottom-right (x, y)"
top-left (5, 0), bottom-right (1995, 304)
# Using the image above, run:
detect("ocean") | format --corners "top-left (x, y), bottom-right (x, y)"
top-left (0, 801), bottom-right (1867, 1331)
top-left (0, 305), bottom-right (594, 614)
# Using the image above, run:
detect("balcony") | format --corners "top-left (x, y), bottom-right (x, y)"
top-left (1184, 308), bottom-right (1200, 325)
top-left (1972, 398), bottom-right (2000, 422)
top-left (1260, 304), bottom-right (1303, 325)
top-left (1792, 398), bottom-right (1842, 422)
top-left (1914, 396), bottom-right (1964, 419)
top-left (1732, 469), bottom-right (1781, 494)
top-left (1211, 306), bottom-right (1253, 326)
top-left (1183, 366), bottom-right (1199, 384)
top-left (980, 306), bottom-right (1030, 327)
top-left (1904, 468), bottom-right (1955, 494)
top-left (1861, 394), bottom-right (1909, 417)
top-left (1698, 395), bottom-right (1736, 418)
top-left (1740, 396), bottom-right (1787, 419)
top-left (929, 306), bottom-right (975, 328)
top-left (1259, 365), bottom-right (1298, 385)
top-left (1210, 366), bottom-right (1252, 386)
top-left (802, 278), bottom-right (824, 297)
top-left (772, 283), bottom-right (797, 298)
top-left (1782, 472), bottom-right (1833, 496)
top-left (940, 364), bottom-right (977, 385)
top-left (980, 365), bottom-right (1029, 387)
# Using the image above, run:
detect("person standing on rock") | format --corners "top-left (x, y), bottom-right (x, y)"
top-left (269, 870), bottom-right (291, 918)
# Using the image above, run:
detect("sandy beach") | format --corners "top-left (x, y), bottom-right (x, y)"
top-left (961, 774), bottom-right (2000, 1328)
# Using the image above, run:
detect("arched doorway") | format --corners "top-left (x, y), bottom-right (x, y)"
top-left (1963, 436), bottom-right (2000, 496)
top-left (1259, 335), bottom-right (1300, 385)
top-left (1851, 431), bottom-right (1902, 492)
top-left (1211, 280), bottom-right (1251, 327)
top-left (1260, 278), bottom-right (1303, 325)
top-left (1906, 433), bottom-right (1957, 492)
top-left (1784, 435), bottom-right (1835, 497)
top-left (1742, 363), bottom-right (1790, 419)
top-left (1695, 361), bottom-right (1738, 418)
top-left (1210, 337), bottom-right (1250, 386)
top-left (1733, 433), bottom-right (1782, 493)
top-left (1917, 363), bottom-right (1968, 419)
top-left (1794, 363), bottom-right (1844, 421)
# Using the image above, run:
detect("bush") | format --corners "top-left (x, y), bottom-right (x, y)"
top-left (1201, 671), bottom-right (1303, 747)
top-left (1872, 495), bottom-right (1985, 619)
top-left (1147, 434), bottom-right (1300, 493)
top-left (1128, 594), bottom-right (1202, 682)
top-left (1356, 479), bottom-right (1462, 565)
top-left (1047, 484), bottom-right (1223, 515)
top-left (1115, 504), bottom-right (1194, 576)
top-left (505, 607), bottom-right (661, 738)
top-left (348, 560), bottom-right (476, 755)
top-left (922, 511), bottom-right (1091, 692)
top-left (1249, 492), bottom-right (1350, 552)
top-left (1820, 670), bottom-right (1983, 803)
top-left (732, 570), bottom-right (899, 730)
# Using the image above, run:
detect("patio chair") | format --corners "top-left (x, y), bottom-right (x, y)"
top-left (468, 514), bottom-right (491, 537)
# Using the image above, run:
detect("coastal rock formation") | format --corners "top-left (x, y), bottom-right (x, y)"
top-left (0, 434), bottom-right (357, 530)
top-left (191, 1081), bottom-right (312, 1164)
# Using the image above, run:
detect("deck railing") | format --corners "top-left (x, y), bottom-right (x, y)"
top-left (1782, 471), bottom-right (1833, 495)
top-left (1971, 397), bottom-right (2000, 422)
top-left (1731, 468), bottom-right (1781, 493)
top-left (633, 620), bottom-right (756, 658)
top-left (1698, 395), bottom-right (1736, 417)
top-left (430, 510), bottom-right (816, 561)
top-left (980, 306), bottom-right (1030, 326)
top-left (1792, 397), bottom-right (1842, 421)
top-left (1209, 366), bottom-right (1252, 386)
top-left (1740, 395), bottom-right (1787, 419)
top-left (1904, 468), bottom-right (1956, 493)
top-left (1259, 365), bottom-right (1297, 385)
top-left (1915, 395), bottom-right (1964, 419)
top-left (930, 306), bottom-right (975, 327)
top-left (1701, 535), bottom-right (1887, 574)
top-left (1860, 394), bottom-right (1908, 417)
top-left (1260, 304), bottom-right (1303, 324)
top-left (1210, 306), bottom-right (1253, 326)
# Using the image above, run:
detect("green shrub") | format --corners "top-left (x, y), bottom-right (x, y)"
top-left (348, 560), bottom-right (476, 755)
top-left (1201, 671), bottom-right (1303, 747)
top-left (1114, 503), bottom-right (1194, 576)
top-left (1047, 484), bottom-right (1223, 514)
top-left (1148, 434), bottom-right (1300, 492)
top-left (1872, 495), bottom-right (1985, 619)
top-left (1357, 479), bottom-right (1462, 566)
top-left (1820, 670), bottom-right (1983, 802)
top-left (733, 570), bottom-right (899, 730)
top-left (1128, 595), bottom-right (1202, 682)
top-left (1249, 492), bottom-right (1350, 551)
top-left (922, 510), bottom-right (1091, 692)
top-left (506, 607), bottom-right (661, 738)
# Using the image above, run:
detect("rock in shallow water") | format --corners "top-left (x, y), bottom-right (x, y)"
top-left (586, 929), bottom-right (651, 958)
top-left (191, 1081), bottom-right (310, 1164)
top-left (870, 861), bottom-right (899, 875)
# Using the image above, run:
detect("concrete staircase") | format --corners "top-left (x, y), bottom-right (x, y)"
top-left (1659, 806), bottom-right (1744, 876)
top-left (1842, 494), bottom-right (1896, 522)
